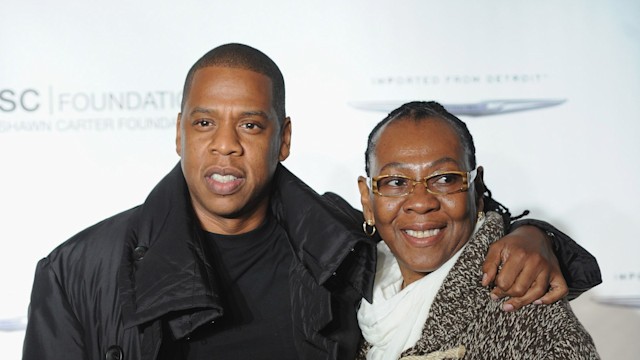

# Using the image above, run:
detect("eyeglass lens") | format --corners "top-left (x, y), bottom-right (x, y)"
top-left (376, 173), bottom-right (466, 196)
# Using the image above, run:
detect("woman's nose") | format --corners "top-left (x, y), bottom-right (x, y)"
top-left (402, 184), bottom-right (440, 214)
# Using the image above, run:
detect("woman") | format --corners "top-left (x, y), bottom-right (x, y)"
top-left (356, 101), bottom-right (599, 359)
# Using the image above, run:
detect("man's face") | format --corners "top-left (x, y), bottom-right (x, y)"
top-left (176, 66), bottom-right (291, 234)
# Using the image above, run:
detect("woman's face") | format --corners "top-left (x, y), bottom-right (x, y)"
top-left (359, 117), bottom-right (482, 286)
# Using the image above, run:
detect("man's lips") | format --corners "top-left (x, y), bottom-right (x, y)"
top-left (204, 168), bottom-right (245, 196)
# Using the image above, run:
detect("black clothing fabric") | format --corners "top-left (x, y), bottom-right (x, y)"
top-left (23, 163), bottom-right (601, 360)
top-left (178, 215), bottom-right (298, 359)
top-left (23, 164), bottom-right (376, 360)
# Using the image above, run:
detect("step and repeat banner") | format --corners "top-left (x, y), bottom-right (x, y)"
top-left (2, 1), bottom-right (639, 358)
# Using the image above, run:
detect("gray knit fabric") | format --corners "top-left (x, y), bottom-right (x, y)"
top-left (358, 211), bottom-right (600, 360)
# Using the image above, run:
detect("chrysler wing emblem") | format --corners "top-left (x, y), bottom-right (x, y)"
top-left (349, 99), bottom-right (566, 116)
top-left (0, 316), bottom-right (27, 331)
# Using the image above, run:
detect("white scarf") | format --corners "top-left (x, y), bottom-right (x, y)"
top-left (357, 219), bottom-right (484, 360)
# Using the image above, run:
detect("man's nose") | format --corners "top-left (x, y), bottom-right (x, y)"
top-left (209, 122), bottom-right (242, 156)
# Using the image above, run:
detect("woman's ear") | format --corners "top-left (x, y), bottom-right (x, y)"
top-left (358, 176), bottom-right (375, 224)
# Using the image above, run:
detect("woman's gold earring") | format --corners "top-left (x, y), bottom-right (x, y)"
top-left (477, 211), bottom-right (485, 222)
top-left (362, 220), bottom-right (376, 236)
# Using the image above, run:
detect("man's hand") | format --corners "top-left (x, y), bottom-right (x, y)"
top-left (481, 225), bottom-right (568, 311)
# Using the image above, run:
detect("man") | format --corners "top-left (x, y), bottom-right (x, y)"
top-left (23, 43), bottom-right (601, 360)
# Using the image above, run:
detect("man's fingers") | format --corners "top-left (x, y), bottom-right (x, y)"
top-left (535, 285), bottom-right (569, 305)
top-left (499, 256), bottom-right (548, 297)
top-left (492, 259), bottom-right (523, 295)
top-left (483, 224), bottom-right (570, 310)
top-left (489, 253), bottom-right (549, 306)
top-left (534, 274), bottom-right (569, 305)
top-left (502, 273), bottom-right (550, 311)
top-left (481, 244), bottom-right (503, 287)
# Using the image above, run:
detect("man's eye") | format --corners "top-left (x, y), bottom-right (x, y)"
top-left (194, 119), bottom-right (212, 127)
top-left (241, 122), bottom-right (263, 130)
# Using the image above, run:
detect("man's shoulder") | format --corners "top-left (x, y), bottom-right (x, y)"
top-left (320, 191), bottom-right (362, 222)
top-left (44, 205), bottom-right (141, 268)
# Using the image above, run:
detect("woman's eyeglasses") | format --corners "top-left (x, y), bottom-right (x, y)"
top-left (368, 168), bottom-right (478, 197)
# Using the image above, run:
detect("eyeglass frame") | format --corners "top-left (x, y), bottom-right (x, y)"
top-left (367, 168), bottom-right (478, 197)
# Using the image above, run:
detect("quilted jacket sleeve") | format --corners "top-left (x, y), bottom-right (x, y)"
top-left (23, 257), bottom-right (86, 360)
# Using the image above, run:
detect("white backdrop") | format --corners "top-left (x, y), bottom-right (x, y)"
top-left (1, 1), bottom-right (639, 358)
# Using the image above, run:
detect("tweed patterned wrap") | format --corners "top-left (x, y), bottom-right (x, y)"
top-left (358, 211), bottom-right (599, 360)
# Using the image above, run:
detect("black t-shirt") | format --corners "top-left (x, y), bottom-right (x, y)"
top-left (171, 215), bottom-right (298, 359)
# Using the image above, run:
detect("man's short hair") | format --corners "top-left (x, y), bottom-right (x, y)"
top-left (181, 43), bottom-right (286, 123)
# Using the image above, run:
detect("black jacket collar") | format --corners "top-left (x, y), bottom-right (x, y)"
top-left (270, 164), bottom-right (376, 296)
top-left (118, 163), bottom-right (375, 336)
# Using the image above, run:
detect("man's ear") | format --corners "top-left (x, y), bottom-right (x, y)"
top-left (358, 176), bottom-right (375, 224)
top-left (175, 113), bottom-right (183, 157)
top-left (278, 117), bottom-right (292, 161)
